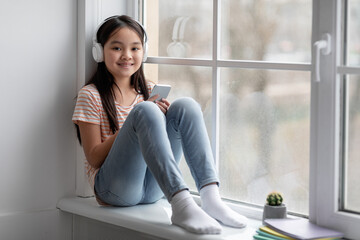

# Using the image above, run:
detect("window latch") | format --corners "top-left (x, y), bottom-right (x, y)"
top-left (313, 33), bottom-right (331, 82)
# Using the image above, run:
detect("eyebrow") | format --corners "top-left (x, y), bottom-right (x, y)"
top-left (109, 40), bottom-right (142, 45)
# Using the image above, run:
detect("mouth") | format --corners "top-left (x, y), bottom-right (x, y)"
top-left (117, 62), bottom-right (134, 68)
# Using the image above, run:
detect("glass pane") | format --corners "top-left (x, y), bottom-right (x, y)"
top-left (144, 64), bottom-right (213, 191)
top-left (347, 0), bottom-right (360, 66)
top-left (221, 0), bottom-right (312, 62)
top-left (144, 0), bottom-right (212, 59)
top-left (219, 68), bottom-right (310, 215)
top-left (343, 75), bottom-right (360, 213)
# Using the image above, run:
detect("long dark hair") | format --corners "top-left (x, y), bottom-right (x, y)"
top-left (76, 15), bottom-right (149, 144)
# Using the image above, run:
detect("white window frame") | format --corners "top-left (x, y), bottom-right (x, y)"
top-left (311, 0), bottom-right (360, 238)
top-left (77, 0), bottom-right (360, 237)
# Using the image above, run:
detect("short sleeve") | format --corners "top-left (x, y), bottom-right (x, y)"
top-left (147, 80), bottom-right (156, 95)
top-left (72, 86), bottom-right (101, 125)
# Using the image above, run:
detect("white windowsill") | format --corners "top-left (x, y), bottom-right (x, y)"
top-left (57, 197), bottom-right (262, 240)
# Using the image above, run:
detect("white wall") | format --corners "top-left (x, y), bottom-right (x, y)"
top-left (0, 0), bottom-right (77, 239)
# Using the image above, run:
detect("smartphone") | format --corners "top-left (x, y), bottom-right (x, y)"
top-left (150, 84), bottom-right (171, 101)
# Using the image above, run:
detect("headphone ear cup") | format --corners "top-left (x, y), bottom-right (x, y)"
top-left (92, 42), bottom-right (104, 63)
top-left (143, 41), bottom-right (148, 62)
top-left (167, 41), bottom-right (187, 58)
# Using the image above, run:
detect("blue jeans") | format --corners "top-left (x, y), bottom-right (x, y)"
top-left (94, 97), bottom-right (219, 206)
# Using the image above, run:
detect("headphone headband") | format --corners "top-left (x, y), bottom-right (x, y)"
top-left (92, 15), bottom-right (148, 63)
top-left (167, 16), bottom-right (191, 58)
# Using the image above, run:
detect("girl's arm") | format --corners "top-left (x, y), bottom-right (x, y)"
top-left (77, 121), bottom-right (118, 169)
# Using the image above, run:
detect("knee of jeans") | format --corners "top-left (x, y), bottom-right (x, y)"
top-left (171, 97), bottom-right (202, 115)
top-left (134, 100), bottom-right (157, 111)
top-left (133, 101), bottom-right (164, 122)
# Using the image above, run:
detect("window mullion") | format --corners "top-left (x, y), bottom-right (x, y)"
top-left (218, 60), bottom-right (311, 71)
top-left (337, 66), bottom-right (360, 75)
top-left (211, 0), bottom-right (221, 169)
top-left (145, 57), bottom-right (213, 66)
top-left (146, 57), bottom-right (312, 72)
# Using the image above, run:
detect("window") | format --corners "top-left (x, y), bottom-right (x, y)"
top-left (77, 0), bottom-right (360, 238)
top-left (311, 0), bottom-right (360, 238)
top-left (142, 0), bottom-right (312, 216)
top-left (340, 0), bottom-right (360, 214)
top-left (140, 0), bottom-right (360, 237)
top-left (342, 75), bottom-right (360, 213)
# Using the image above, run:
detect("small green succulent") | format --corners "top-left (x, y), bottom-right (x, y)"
top-left (266, 192), bottom-right (283, 206)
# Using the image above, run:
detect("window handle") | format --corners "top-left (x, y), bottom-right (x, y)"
top-left (313, 33), bottom-right (331, 82)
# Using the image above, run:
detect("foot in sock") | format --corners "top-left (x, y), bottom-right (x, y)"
top-left (200, 184), bottom-right (248, 228)
top-left (170, 190), bottom-right (222, 234)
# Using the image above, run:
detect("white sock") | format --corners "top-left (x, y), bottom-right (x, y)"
top-left (200, 184), bottom-right (248, 228)
top-left (170, 190), bottom-right (222, 234)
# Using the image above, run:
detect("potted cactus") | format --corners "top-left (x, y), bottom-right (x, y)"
top-left (262, 191), bottom-right (287, 224)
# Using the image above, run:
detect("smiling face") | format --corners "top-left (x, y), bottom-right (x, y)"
top-left (103, 27), bottom-right (144, 82)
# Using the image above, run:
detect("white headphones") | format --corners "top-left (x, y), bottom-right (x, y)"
top-left (92, 15), bottom-right (148, 63)
top-left (167, 16), bottom-right (191, 58)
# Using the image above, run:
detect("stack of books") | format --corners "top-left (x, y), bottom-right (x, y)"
top-left (253, 218), bottom-right (344, 240)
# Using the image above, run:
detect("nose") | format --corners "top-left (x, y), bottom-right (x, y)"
top-left (121, 49), bottom-right (132, 60)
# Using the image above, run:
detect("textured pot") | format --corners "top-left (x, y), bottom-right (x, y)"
top-left (262, 204), bottom-right (287, 224)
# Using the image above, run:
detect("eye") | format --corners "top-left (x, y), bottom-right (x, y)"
top-left (112, 47), bottom-right (121, 51)
top-left (132, 47), bottom-right (140, 51)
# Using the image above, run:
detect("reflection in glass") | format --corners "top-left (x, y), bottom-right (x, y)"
top-left (221, 0), bottom-right (312, 62)
top-left (219, 68), bottom-right (310, 215)
top-left (144, 64), bottom-right (212, 190)
top-left (144, 0), bottom-right (213, 59)
top-left (343, 75), bottom-right (360, 213)
top-left (347, 0), bottom-right (360, 66)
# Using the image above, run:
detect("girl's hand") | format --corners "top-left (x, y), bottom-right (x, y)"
top-left (147, 94), bottom-right (171, 114)
top-left (156, 98), bottom-right (171, 114)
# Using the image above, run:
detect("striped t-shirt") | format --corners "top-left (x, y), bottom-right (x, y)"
top-left (72, 81), bottom-right (155, 191)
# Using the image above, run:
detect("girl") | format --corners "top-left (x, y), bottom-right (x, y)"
top-left (73, 15), bottom-right (247, 234)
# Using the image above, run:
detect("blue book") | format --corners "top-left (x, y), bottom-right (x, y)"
top-left (254, 234), bottom-right (275, 240)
